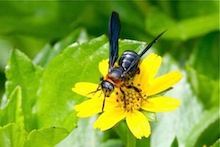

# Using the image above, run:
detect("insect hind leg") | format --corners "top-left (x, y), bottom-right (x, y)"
top-left (126, 84), bottom-right (143, 99)
top-left (120, 87), bottom-right (127, 108)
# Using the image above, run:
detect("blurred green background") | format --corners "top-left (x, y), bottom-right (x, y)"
top-left (0, 1), bottom-right (219, 147)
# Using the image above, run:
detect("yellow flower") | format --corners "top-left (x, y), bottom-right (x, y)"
top-left (72, 53), bottom-right (183, 139)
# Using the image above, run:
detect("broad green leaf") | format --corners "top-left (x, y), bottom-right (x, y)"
top-left (145, 7), bottom-right (219, 40)
top-left (24, 127), bottom-right (69, 147)
top-left (56, 117), bottom-right (103, 147)
top-left (35, 35), bottom-right (108, 131)
top-left (0, 123), bottom-right (27, 147)
top-left (165, 13), bottom-right (218, 40)
top-left (0, 86), bottom-right (24, 128)
top-left (5, 49), bottom-right (43, 131)
top-left (35, 35), bottom-right (145, 132)
top-left (33, 28), bottom-right (89, 67)
top-left (187, 32), bottom-right (219, 108)
top-left (186, 107), bottom-right (219, 147)
top-left (36, 35), bottom-right (145, 146)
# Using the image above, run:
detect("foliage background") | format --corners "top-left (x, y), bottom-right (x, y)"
top-left (0, 1), bottom-right (219, 147)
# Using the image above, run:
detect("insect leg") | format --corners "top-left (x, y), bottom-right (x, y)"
top-left (126, 84), bottom-right (143, 99)
top-left (120, 87), bottom-right (126, 108)
top-left (101, 95), bottom-right (106, 112)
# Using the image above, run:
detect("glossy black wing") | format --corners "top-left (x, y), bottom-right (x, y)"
top-left (121, 30), bottom-right (166, 77)
top-left (108, 11), bottom-right (121, 71)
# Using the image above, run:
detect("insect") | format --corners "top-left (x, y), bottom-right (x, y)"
top-left (96, 11), bottom-right (165, 111)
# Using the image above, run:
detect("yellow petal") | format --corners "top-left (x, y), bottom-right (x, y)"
top-left (72, 82), bottom-right (103, 98)
top-left (126, 110), bottom-right (151, 139)
top-left (141, 96), bottom-right (181, 112)
top-left (99, 59), bottom-right (109, 76)
top-left (94, 107), bottom-right (126, 131)
top-left (147, 70), bottom-right (183, 96)
top-left (104, 92), bottom-right (120, 111)
top-left (134, 53), bottom-right (162, 89)
top-left (74, 98), bottom-right (103, 117)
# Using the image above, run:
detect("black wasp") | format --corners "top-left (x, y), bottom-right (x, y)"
top-left (96, 11), bottom-right (165, 111)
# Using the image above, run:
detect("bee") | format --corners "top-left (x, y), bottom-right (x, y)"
top-left (96, 11), bottom-right (165, 111)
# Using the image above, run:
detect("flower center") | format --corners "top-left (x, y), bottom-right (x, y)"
top-left (116, 86), bottom-right (144, 112)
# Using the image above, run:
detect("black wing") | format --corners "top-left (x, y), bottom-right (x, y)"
top-left (122, 30), bottom-right (166, 77)
top-left (108, 11), bottom-right (121, 72)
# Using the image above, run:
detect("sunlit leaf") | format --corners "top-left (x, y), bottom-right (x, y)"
top-left (24, 127), bottom-right (69, 147)
top-left (0, 86), bottom-right (24, 128)
top-left (5, 49), bottom-right (43, 131)
top-left (0, 123), bottom-right (27, 147)
top-left (56, 117), bottom-right (103, 147)
top-left (33, 28), bottom-right (89, 67)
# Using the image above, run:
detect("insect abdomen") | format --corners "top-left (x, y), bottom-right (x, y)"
top-left (119, 50), bottom-right (139, 77)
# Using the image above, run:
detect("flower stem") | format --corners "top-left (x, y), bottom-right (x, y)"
top-left (127, 129), bottom-right (136, 147)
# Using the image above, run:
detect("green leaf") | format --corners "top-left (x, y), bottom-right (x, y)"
top-left (146, 7), bottom-right (219, 40)
top-left (212, 139), bottom-right (220, 147)
top-left (176, 1), bottom-right (219, 19)
top-left (56, 117), bottom-right (103, 147)
top-left (41, 36), bottom-right (145, 146)
top-left (5, 49), bottom-right (43, 131)
top-left (188, 32), bottom-right (218, 79)
top-left (35, 35), bottom-right (145, 132)
top-left (186, 107), bottom-right (219, 147)
top-left (35, 35), bottom-right (107, 131)
top-left (24, 127), bottom-right (69, 147)
top-left (114, 121), bottom-right (150, 147)
top-left (186, 32), bottom-right (219, 108)
top-left (136, 137), bottom-right (150, 147)
top-left (0, 86), bottom-right (24, 127)
top-left (142, 111), bottom-right (157, 122)
top-left (0, 39), bottom-right (12, 71)
top-left (171, 137), bottom-right (178, 147)
top-left (33, 28), bottom-right (89, 67)
top-left (166, 13), bottom-right (218, 40)
top-left (114, 121), bottom-right (127, 145)
top-left (0, 123), bottom-right (27, 147)
top-left (101, 139), bottom-right (123, 147)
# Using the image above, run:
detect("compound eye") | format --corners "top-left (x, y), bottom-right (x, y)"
top-left (101, 81), bottom-right (114, 97)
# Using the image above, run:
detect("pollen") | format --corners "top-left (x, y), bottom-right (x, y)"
top-left (116, 86), bottom-right (144, 112)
